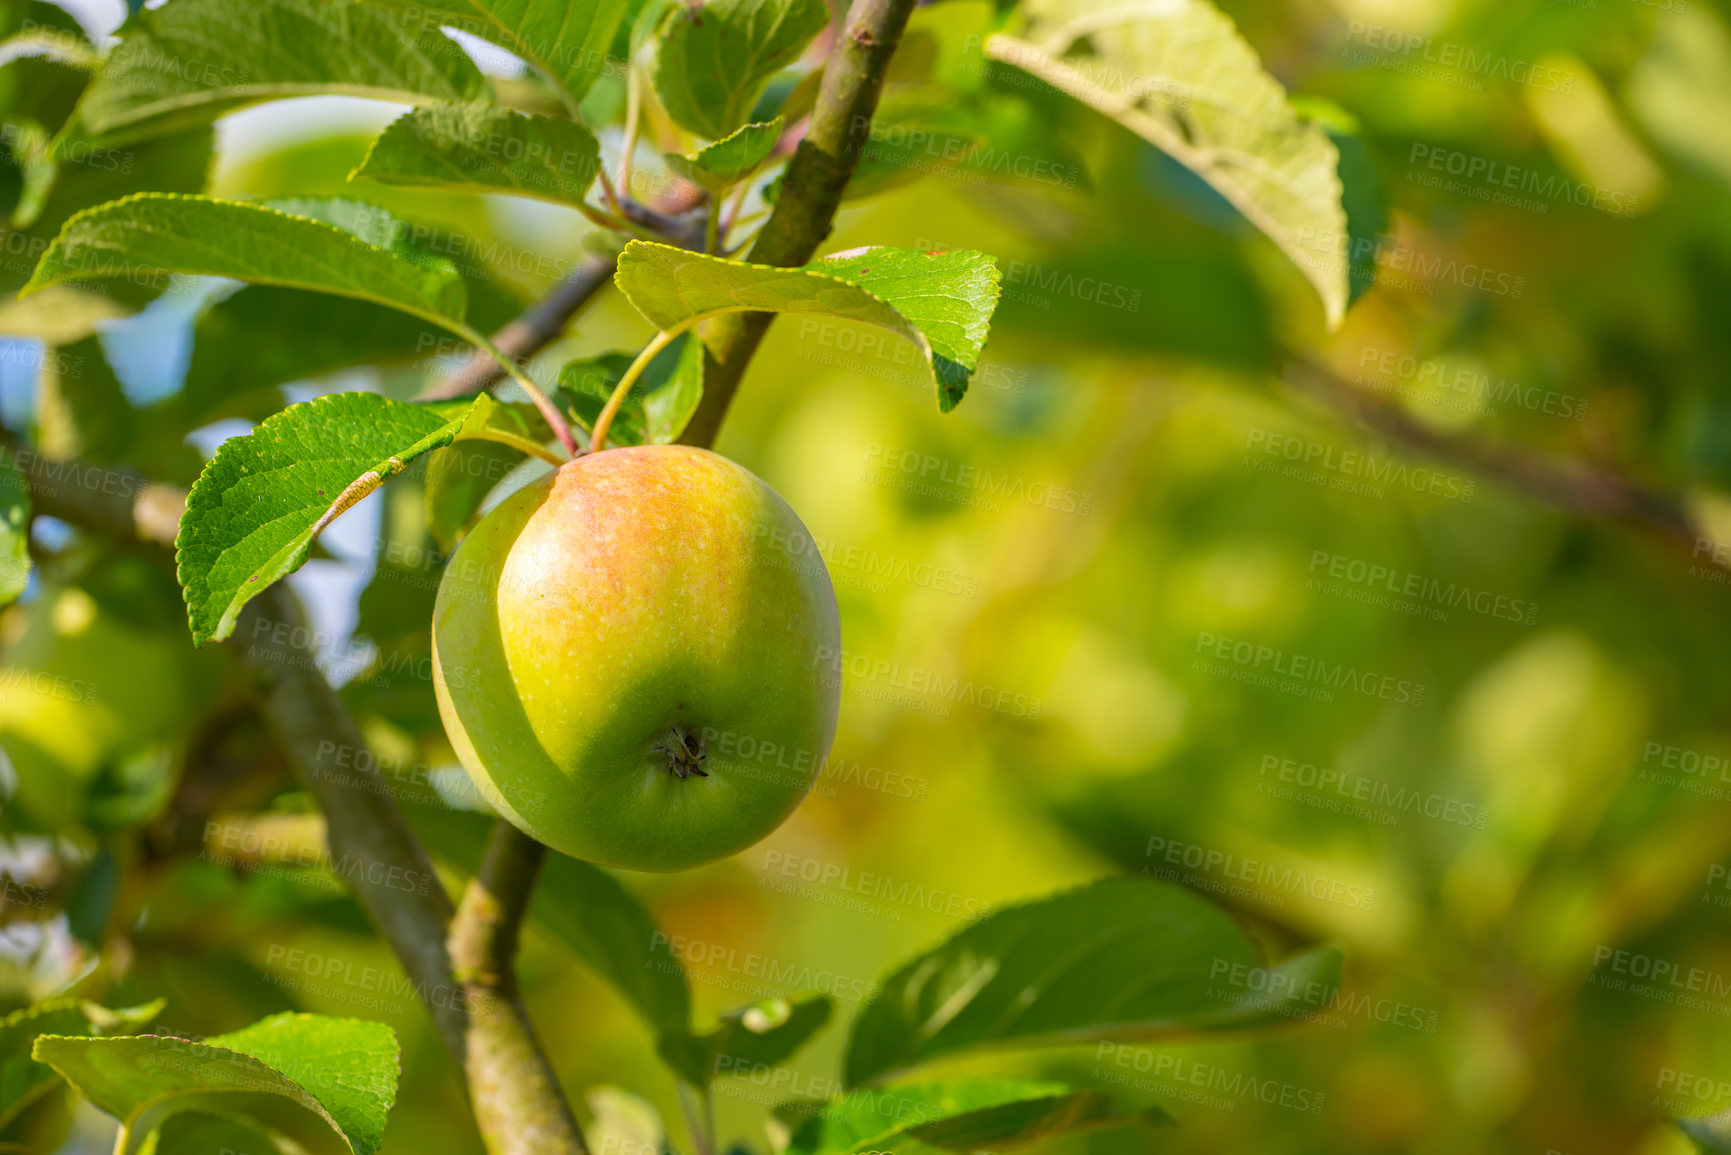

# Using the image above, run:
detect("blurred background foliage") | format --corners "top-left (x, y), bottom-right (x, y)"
top-left (5, 0), bottom-right (1731, 1152)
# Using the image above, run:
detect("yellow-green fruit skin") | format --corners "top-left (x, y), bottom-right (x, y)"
top-left (432, 445), bottom-right (840, 871)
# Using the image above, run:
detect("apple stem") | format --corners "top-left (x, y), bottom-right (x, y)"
top-left (588, 326), bottom-right (682, 454)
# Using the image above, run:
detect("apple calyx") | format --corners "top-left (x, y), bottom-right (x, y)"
top-left (652, 726), bottom-right (710, 779)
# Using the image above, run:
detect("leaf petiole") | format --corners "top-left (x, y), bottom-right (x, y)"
top-left (464, 328), bottom-right (580, 459)
top-left (587, 324), bottom-right (690, 453)
top-left (465, 427), bottom-right (567, 468)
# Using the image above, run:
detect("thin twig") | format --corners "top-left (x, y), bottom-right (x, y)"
top-left (1279, 355), bottom-right (1701, 551)
top-left (678, 0), bottom-right (923, 449)
top-left (419, 254), bottom-right (620, 402)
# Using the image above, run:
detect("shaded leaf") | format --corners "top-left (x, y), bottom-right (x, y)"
top-left (651, 0), bottom-right (828, 140)
top-left (986, 0), bottom-right (1349, 326)
top-left (0, 998), bottom-right (162, 1131)
top-left (176, 286), bottom-right (461, 426)
top-left (205, 1013), bottom-right (399, 1155)
top-left (35, 1013), bottom-right (398, 1155)
top-left (843, 876), bottom-right (1343, 1086)
top-left (841, 88), bottom-right (1090, 202)
top-left (138, 1111), bottom-right (287, 1155)
top-left (0, 126), bottom-right (214, 299)
top-left (34, 333), bottom-right (132, 463)
top-left (525, 854), bottom-right (695, 1034)
top-left (613, 240), bottom-right (1000, 410)
top-left (0, 452), bottom-right (28, 608)
top-left (424, 438), bottom-right (529, 550)
top-left (1683, 1108), bottom-right (1731, 1153)
top-left (0, 287), bottom-right (128, 344)
top-left (0, 54), bottom-right (89, 139)
top-left (779, 1080), bottom-right (1167, 1155)
top-left (664, 118), bottom-right (784, 195)
top-left (659, 992), bottom-right (831, 1088)
top-left (557, 332), bottom-right (704, 447)
top-left (352, 103), bottom-right (601, 209)
top-left (79, 0), bottom-right (487, 141)
top-left (175, 391), bottom-right (495, 644)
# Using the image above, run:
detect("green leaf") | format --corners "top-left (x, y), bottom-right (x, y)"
top-left (659, 992), bottom-right (831, 1088)
top-left (424, 439), bottom-right (528, 550)
top-left (352, 103), bottom-right (601, 209)
top-left (664, 118), bottom-right (784, 195)
top-left (22, 193), bottom-right (470, 329)
top-left (175, 391), bottom-right (496, 645)
top-left (612, 240), bottom-right (1001, 410)
top-left (779, 1081), bottom-right (1168, 1155)
top-left (651, 0), bottom-right (828, 140)
top-left (525, 852), bottom-right (696, 1038)
top-left (0, 126), bottom-right (214, 299)
top-left (176, 287), bottom-right (458, 427)
top-left (35, 334), bottom-right (133, 464)
top-left (35, 1013), bottom-right (398, 1155)
top-left (1323, 125), bottom-right (1385, 308)
top-left (357, 0), bottom-right (631, 108)
top-left (0, 54), bottom-right (90, 139)
top-left (410, 808), bottom-right (693, 1038)
top-left (167, 207), bottom-right (529, 428)
top-left (557, 333), bottom-right (705, 447)
top-left (986, 0), bottom-right (1350, 327)
top-left (78, 0), bottom-right (488, 141)
top-left (0, 453), bottom-right (29, 608)
top-left (1683, 1109), bottom-right (1731, 1153)
top-left (0, 998), bottom-right (162, 1132)
top-left (0, 287), bottom-right (128, 346)
top-left (417, 397), bottom-right (550, 548)
top-left (843, 876), bottom-right (1343, 1086)
top-left (585, 1087), bottom-right (666, 1155)
top-left (205, 1014), bottom-right (399, 1155)
top-left (136, 1111), bottom-right (286, 1155)
top-left (844, 88), bottom-right (1090, 202)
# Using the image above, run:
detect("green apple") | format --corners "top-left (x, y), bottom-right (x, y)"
top-left (431, 445), bottom-right (841, 871)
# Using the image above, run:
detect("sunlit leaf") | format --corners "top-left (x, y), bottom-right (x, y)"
top-left (986, 0), bottom-right (1350, 326)
top-left (844, 876), bottom-right (1343, 1085)
top-left (175, 391), bottom-right (497, 644)
top-left (79, 0), bottom-right (488, 141)
top-left (612, 240), bottom-right (1000, 410)
top-left (357, 0), bottom-right (631, 108)
top-left (22, 194), bottom-right (470, 328)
